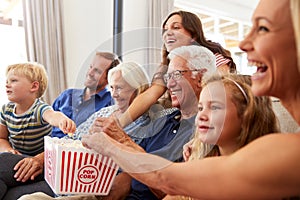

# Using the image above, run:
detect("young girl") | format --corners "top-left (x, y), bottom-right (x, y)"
top-left (0, 63), bottom-right (76, 199)
top-left (164, 74), bottom-right (279, 199)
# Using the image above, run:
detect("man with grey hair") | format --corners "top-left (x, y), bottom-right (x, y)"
top-left (85, 45), bottom-right (216, 200)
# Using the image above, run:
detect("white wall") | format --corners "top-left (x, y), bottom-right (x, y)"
top-left (122, 0), bottom-right (148, 65)
top-left (62, 0), bottom-right (114, 87)
top-left (62, 0), bottom-right (150, 88)
top-left (175, 0), bottom-right (258, 23)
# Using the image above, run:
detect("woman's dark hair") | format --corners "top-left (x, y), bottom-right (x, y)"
top-left (162, 10), bottom-right (236, 73)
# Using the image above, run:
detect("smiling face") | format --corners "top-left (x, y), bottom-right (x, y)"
top-left (109, 70), bottom-right (136, 113)
top-left (162, 14), bottom-right (193, 52)
top-left (84, 55), bottom-right (113, 92)
top-left (239, 0), bottom-right (299, 98)
top-left (166, 55), bottom-right (201, 117)
top-left (196, 81), bottom-right (241, 154)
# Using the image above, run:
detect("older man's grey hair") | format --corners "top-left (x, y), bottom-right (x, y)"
top-left (168, 45), bottom-right (216, 75)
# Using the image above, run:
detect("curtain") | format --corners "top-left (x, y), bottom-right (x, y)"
top-left (22, 0), bottom-right (66, 104)
top-left (146, 0), bottom-right (174, 77)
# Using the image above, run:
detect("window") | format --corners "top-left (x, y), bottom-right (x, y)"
top-left (174, 0), bottom-right (257, 75)
top-left (0, 0), bottom-right (26, 105)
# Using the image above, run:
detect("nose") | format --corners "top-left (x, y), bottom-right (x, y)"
top-left (5, 81), bottom-right (10, 88)
top-left (111, 88), bottom-right (119, 98)
top-left (239, 32), bottom-right (254, 53)
top-left (163, 28), bottom-right (173, 39)
top-left (166, 76), bottom-right (176, 89)
top-left (87, 67), bottom-right (95, 77)
top-left (197, 109), bottom-right (209, 122)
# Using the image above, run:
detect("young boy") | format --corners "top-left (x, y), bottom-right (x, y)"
top-left (0, 62), bottom-right (76, 199)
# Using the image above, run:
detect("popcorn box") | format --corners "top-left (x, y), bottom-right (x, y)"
top-left (44, 136), bottom-right (119, 195)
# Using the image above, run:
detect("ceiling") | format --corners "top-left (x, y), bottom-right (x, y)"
top-left (1, 0), bottom-right (259, 49)
top-left (174, 0), bottom-right (259, 49)
top-left (0, 0), bottom-right (22, 18)
top-left (0, 0), bottom-right (22, 27)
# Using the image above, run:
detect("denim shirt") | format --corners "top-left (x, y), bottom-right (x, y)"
top-left (51, 87), bottom-right (113, 138)
top-left (127, 110), bottom-right (195, 200)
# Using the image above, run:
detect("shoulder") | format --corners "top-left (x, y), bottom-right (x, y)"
top-left (214, 53), bottom-right (230, 67)
top-left (53, 88), bottom-right (82, 103)
top-left (58, 88), bottom-right (83, 97)
top-left (0, 102), bottom-right (15, 115)
top-left (94, 105), bottom-right (116, 117)
top-left (96, 86), bottom-right (112, 97)
top-left (151, 108), bottom-right (179, 120)
top-left (34, 99), bottom-right (52, 112)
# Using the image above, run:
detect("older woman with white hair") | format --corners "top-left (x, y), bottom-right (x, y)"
top-left (73, 61), bottom-right (151, 141)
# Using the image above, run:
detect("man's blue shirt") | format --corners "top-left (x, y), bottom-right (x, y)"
top-left (51, 87), bottom-right (113, 138)
top-left (126, 109), bottom-right (195, 200)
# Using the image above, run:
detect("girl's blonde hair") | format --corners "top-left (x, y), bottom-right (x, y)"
top-left (190, 74), bottom-right (280, 160)
top-left (178, 74), bottom-right (279, 200)
top-left (6, 62), bottom-right (48, 98)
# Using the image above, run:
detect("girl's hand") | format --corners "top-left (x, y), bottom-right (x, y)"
top-left (183, 139), bottom-right (194, 162)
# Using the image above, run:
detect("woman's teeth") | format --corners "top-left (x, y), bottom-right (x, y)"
top-left (247, 61), bottom-right (266, 67)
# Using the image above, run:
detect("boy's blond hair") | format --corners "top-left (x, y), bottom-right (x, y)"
top-left (6, 62), bottom-right (48, 98)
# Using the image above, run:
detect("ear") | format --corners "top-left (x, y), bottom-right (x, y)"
top-left (31, 81), bottom-right (39, 93)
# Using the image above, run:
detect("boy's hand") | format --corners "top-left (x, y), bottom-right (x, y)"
top-left (59, 118), bottom-right (76, 135)
top-left (59, 118), bottom-right (76, 134)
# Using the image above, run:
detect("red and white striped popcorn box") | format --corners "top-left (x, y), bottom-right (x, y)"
top-left (44, 136), bottom-right (119, 195)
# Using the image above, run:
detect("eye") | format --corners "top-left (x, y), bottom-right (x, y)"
top-left (173, 25), bottom-right (180, 30)
top-left (211, 105), bottom-right (221, 110)
top-left (198, 105), bottom-right (203, 111)
top-left (173, 71), bottom-right (182, 79)
top-left (257, 26), bottom-right (269, 33)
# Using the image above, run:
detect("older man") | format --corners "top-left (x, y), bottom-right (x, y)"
top-left (89, 45), bottom-right (216, 200)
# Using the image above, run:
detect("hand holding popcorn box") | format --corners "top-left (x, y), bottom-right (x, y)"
top-left (44, 136), bottom-right (119, 195)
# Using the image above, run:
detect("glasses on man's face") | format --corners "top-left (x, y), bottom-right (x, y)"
top-left (163, 69), bottom-right (206, 83)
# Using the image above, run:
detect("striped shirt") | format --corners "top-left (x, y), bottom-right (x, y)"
top-left (215, 53), bottom-right (231, 67)
top-left (0, 99), bottom-right (53, 156)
